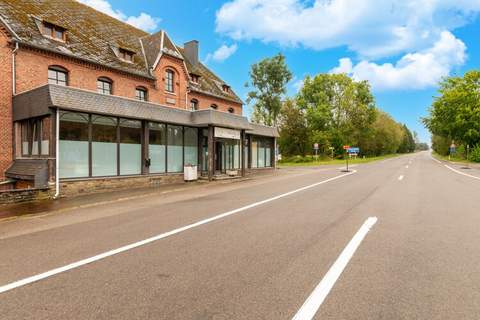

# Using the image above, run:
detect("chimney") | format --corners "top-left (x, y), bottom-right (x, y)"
top-left (184, 40), bottom-right (199, 66)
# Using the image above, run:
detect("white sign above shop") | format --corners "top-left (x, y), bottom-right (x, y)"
top-left (214, 127), bottom-right (241, 140)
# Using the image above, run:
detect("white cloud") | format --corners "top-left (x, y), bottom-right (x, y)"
top-left (206, 43), bottom-right (238, 62)
top-left (77, 0), bottom-right (160, 32)
top-left (329, 31), bottom-right (467, 90)
top-left (216, 0), bottom-right (480, 59)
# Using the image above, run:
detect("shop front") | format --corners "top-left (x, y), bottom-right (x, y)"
top-left (8, 85), bottom-right (278, 195)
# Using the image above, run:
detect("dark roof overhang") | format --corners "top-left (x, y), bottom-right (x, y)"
top-left (12, 84), bottom-right (279, 137)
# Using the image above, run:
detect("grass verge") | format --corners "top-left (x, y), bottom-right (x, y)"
top-left (278, 153), bottom-right (403, 167)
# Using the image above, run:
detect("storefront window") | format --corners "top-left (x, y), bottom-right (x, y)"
top-left (184, 127), bottom-right (198, 166)
top-left (149, 122), bottom-right (166, 173)
top-left (234, 141), bottom-right (240, 169)
top-left (251, 139), bottom-right (258, 168)
top-left (258, 140), bottom-right (265, 168)
top-left (92, 115), bottom-right (117, 176)
top-left (21, 121), bottom-right (29, 156)
top-left (59, 112), bottom-right (89, 178)
top-left (41, 117), bottom-right (50, 155)
top-left (119, 119), bottom-right (142, 175)
top-left (31, 121), bottom-right (39, 156)
top-left (167, 125), bottom-right (183, 172)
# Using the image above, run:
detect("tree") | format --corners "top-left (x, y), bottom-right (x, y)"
top-left (296, 73), bottom-right (377, 155)
top-left (277, 99), bottom-right (310, 156)
top-left (423, 70), bottom-right (480, 147)
top-left (398, 125), bottom-right (415, 153)
top-left (246, 54), bottom-right (293, 126)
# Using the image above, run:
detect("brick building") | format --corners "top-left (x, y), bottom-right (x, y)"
top-left (0, 0), bottom-right (277, 197)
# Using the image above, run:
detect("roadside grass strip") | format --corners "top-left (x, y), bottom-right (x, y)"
top-left (291, 217), bottom-right (378, 320)
top-left (0, 170), bottom-right (357, 295)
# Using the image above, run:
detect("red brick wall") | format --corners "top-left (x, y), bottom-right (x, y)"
top-left (153, 54), bottom-right (189, 110)
top-left (15, 47), bottom-right (243, 115)
top-left (0, 29), bottom-right (12, 179)
top-left (189, 91), bottom-right (243, 115)
top-left (16, 47), bottom-right (158, 100)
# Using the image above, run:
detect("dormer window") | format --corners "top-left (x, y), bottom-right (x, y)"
top-left (42, 22), bottom-right (65, 41)
top-left (190, 74), bottom-right (200, 83)
top-left (222, 85), bottom-right (230, 93)
top-left (119, 48), bottom-right (135, 62)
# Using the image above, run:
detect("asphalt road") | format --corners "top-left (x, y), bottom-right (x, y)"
top-left (1, 151), bottom-right (480, 319)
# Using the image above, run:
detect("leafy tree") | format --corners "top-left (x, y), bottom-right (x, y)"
top-left (398, 125), bottom-right (416, 153)
top-left (423, 70), bottom-right (480, 147)
top-left (278, 99), bottom-right (310, 156)
top-left (247, 54), bottom-right (293, 126)
top-left (296, 73), bottom-right (376, 155)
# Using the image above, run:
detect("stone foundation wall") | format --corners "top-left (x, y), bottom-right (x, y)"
top-left (0, 187), bottom-right (51, 205)
top-left (59, 174), bottom-right (184, 197)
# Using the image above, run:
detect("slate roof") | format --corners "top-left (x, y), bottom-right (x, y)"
top-left (178, 46), bottom-right (243, 104)
top-left (13, 85), bottom-right (271, 134)
top-left (0, 0), bottom-right (242, 103)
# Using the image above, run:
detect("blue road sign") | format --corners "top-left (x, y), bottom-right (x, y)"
top-left (347, 147), bottom-right (360, 154)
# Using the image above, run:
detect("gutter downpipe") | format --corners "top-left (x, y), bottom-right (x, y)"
top-left (54, 108), bottom-right (60, 199)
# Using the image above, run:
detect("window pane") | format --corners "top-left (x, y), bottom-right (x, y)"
top-left (55, 29), bottom-right (63, 40)
top-left (119, 119), bottom-right (141, 175)
top-left (265, 141), bottom-right (272, 167)
top-left (258, 140), bottom-right (265, 168)
top-left (92, 116), bottom-right (117, 176)
top-left (184, 127), bottom-right (197, 166)
top-left (32, 120), bottom-right (39, 156)
top-left (234, 141), bottom-right (240, 169)
top-left (251, 139), bottom-right (258, 168)
top-left (167, 125), bottom-right (183, 172)
top-left (59, 112), bottom-right (89, 178)
top-left (21, 121), bottom-right (29, 156)
top-left (44, 24), bottom-right (53, 36)
top-left (149, 122), bottom-right (166, 173)
top-left (165, 70), bottom-right (174, 92)
top-left (41, 117), bottom-right (50, 155)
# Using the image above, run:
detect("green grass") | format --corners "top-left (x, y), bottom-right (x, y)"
top-left (277, 153), bottom-right (402, 167)
top-left (431, 152), bottom-right (473, 164)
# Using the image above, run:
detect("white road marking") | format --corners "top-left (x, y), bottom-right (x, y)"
top-left (431, 156), bottom-right (442, 164)
top-left (444, 165), bottom-right (480, 181)
top-left (0, 170), bottom-right (357, 295)
top-left (405, 165), bottom-right (409, 169)
top-left (398, 175), bottom-right (404, 181)
top-left (291, 217), bottom-right (378, 320)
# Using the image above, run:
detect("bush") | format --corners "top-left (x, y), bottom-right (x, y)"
top-left (468, 145), bottom-right (480, 163)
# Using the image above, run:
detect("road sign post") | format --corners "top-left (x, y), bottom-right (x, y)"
top-left (314, 143), bottom-right (319, 162)
top-left (343, 145), bottom-right (350, 172)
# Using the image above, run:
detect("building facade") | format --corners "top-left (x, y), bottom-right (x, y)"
top-left (0, 0), bottom-right (277, 196)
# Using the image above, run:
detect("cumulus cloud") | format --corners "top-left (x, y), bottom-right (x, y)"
top-left (216, 0), bottom-right (478, 90)
top-left (329, 31), bottom-right (467, 90)
top-left (206, 44), bottom-right (238, 63)
top-left (216, 0), bottom-right (480, 59)
top-left (77, 0), bottom-right (160, 32)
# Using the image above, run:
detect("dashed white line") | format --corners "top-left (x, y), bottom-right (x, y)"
top-left (398, 175), bottom-right (404, 181)
top-left (444, 165), bottom-right (480, 181)
top-left (405, 165), bottom-right (409, 169)
top-left (291, 217), bottom-right (378, 320)
top-left (0, 170), bottom-right (357, 295)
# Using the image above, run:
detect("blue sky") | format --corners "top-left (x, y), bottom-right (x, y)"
top-left (79, 0), bottom-right (480, 143)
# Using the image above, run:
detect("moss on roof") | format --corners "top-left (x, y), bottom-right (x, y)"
top-left (0, 0), bottom-right (242, 104)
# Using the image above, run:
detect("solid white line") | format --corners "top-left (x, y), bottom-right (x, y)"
top-left (0, 170), bottom-right (357, 295)
top-left (291, 217), bottom-right (378, 320)
top-left (444, 165), bottom-right (480, 181)
top-left (431, 156), bottom-right (442, 164)
top-left (398, 175), bottom-right (404, 181)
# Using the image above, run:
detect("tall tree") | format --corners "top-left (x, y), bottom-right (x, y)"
top-left (277, 99), bottom-right (310, 156)
top-left (296, 73), bottom-right (377, 155)
top-left (246, 53), bottom-right (292, 126)
top-left (423, 70), bottom-right (480, 147)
